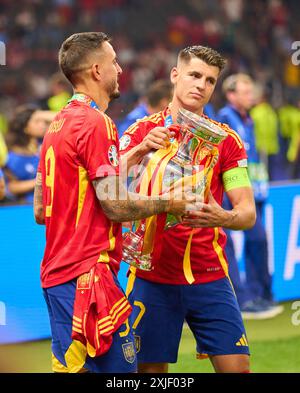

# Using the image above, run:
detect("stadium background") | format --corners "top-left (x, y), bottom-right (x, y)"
top-left (0, 0), bottom-right (300, 372)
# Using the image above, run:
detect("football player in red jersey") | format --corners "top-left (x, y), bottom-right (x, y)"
top-left (120, 46), bottom-right (256, 373)
top-left (33, 32), bottom-right (194, 373)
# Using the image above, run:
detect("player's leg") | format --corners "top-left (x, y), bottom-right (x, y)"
top-left (85, 271), bottom-right (137, 373)
top-left (244, 202), bottom-right (271, 301)
top-left (126, 274), bottom-right (185, 373)
top-left (44, 279), bottom-right (88, 373)
top-left (43, 289), bottom-right (67, 372)
top-left (85, 319), bottom-right (137, 373)
top-left (245, 203), bottom-right (272, 300)
top-left (185, 276), bottom-right (250, 373)
top-left (209, 354), bottom-right (249, 373)
top-left (224, 228), bottom-right (252, 308)
top-left (138, 362), bottom-right (168, 373)
top-left (45, 276), bottom-right (137, 373)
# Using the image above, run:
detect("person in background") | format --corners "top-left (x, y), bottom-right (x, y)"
top-left (47, 72), bottom-right (72, 112)
top-left (117, 79), bottom-right (173, 137)
top-left (3, 105), bottom-right (55, 203)
top-left (0, 168), bottom-right (5, 200)
top-left (0, 128), bottom-right (7, 167)
top-left (278, 95), bottom-right (300, 180)
top-left (250, 84), bottom-right (282, 181)
top-left (218, 73), bottom-right (284, 319)
top-left (203, 102), bottom-right (216, 119)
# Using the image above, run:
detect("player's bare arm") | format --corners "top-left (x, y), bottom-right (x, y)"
top-left (33, 172), bottom-right (45, 225)
top-left (121, 126), bottom-right (173, 171)
top-left (183, 186), bottom-right (256, 230)
top-left (93, 175), bottom-right (194, 222)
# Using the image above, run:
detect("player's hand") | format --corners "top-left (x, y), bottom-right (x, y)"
top-left (139, 127), bottom-right (175, 154)
top-left (164, 171), bottom-right (205, 202)
top-left (163, 179), bottom-right (198, 217)
top-left (182, 191), bottom-right (230, 228)
top-left (166, 192), bottom-right (197, 217)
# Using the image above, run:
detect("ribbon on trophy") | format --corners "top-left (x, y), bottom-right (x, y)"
top-left (137, 126), bottom-right (180, 257)
top-left (182, 146), bottom-right (218, 283)
top-left (135, 127), bottom-right (219, 274)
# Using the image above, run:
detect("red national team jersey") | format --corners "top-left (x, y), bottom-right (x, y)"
top-left (39, 99), bottom-right (122, 288)
top-left (120, 107), bottom-right (248, 285)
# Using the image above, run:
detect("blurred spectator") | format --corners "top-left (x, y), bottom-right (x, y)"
top-left (278, 96), bottom-right (300, 179)
top-left (203, 102), bottom-right (216, 119)
top-left (118, 79), bottom-right (173, 136)
top-left (46, 72), bottom-right (72, 112)
top-left (218, 73), bottom-right (283, 319)
top-left (0, 168), bottom-right (5, 200)
top-left (3, 105), bottom-right (55, 203)
top-left (250, 83), bottom-right (282, 180)
top-left (131, 51), bottom-right (155, 97)
top-left (221, 0), bottom-right (243, 23)
top-left (0, 113), bottom-right (8, 135)
top-left (0, 0), bottom-right (299, 157)
top-left (0, 130), bottom-right (7, 167)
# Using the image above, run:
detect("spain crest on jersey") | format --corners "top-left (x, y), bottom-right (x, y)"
top-left (122, 342), bottom-right (136, 363)
top-left (77, 272), bottom-right (92, 290)
top-left (108, 145), bottom-right (119, 167)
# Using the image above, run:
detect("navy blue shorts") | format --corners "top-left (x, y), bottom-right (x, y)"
top-left (127, 276), bottom-right (250, 363)
top-left (43, 277), bottom-right (137, 373)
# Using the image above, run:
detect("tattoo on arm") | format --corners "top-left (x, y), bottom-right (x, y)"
top-left (34, 172), bottom-right (45, 224)
top-left (93, 176), bottom-right (170, 222)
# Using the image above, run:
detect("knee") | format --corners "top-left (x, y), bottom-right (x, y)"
top-left (235, 356), bottom-right (250, 373)
top-left (211, 354), bottom-right (250, 373)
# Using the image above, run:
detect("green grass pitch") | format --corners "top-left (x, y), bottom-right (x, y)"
top-left (0, 301), bottom-right (299, 373)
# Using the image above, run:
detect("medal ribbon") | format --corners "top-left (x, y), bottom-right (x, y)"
top-left (69, 93), bottom-right (100, 110)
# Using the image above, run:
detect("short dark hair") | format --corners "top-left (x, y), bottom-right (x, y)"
top-left (178, 45), bottom-right (226, 72)
top-left (146, 79), bottom-right (173, 107)
top-left (58, 32), bottom-right (110, 85)
top-left (7, 105), bottom-right (39, 148)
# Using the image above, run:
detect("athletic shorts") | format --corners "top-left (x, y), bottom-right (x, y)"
top-left (127, 275), bottom-right (250, 363)
top-left (43, 276), bottom-right (137, 373)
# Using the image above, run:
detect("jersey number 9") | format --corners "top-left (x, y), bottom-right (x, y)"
top-left (45, 146), bottom-right (55, 217)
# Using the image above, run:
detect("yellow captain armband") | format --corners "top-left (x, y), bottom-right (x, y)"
top-left (222, 167), bottom-right (251, 192)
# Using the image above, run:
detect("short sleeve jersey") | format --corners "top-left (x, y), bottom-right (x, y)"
top-left (38, 98), bottom-right (121, 288)
top-left (120, 107), bottom-right (248, 285)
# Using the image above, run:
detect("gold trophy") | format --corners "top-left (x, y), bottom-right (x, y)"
top-left (122, 108), bottom-right (227, 271)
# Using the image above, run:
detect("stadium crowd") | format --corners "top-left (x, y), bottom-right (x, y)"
top-left (0, 0), bottom-right (299, 195)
